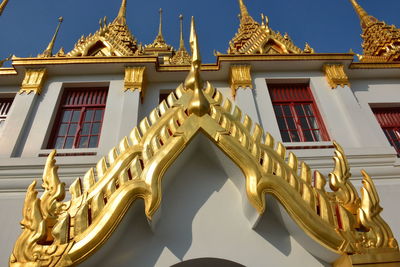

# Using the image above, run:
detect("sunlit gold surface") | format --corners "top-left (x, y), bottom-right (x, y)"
top-left (19, 69), bottom-right (47, 95)
top-left (228, 0), bottom-right (311, 55)
top-left (229, 64), bottom-right (253, 98)
top-left (124, 66), bottom-right (146, 100)
top-left (349, 0), bottom-right (400, 63)
top-left (323, 64), bottom-right (350, 89)
top-left (10, 15), bottom-right (400, 267)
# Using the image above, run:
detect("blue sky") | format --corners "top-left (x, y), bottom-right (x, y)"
top-left (0, 0), bottom-right (400, 64)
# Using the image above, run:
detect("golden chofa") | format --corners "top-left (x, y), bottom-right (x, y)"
top-left (10, 15), bottom-right (400, 267)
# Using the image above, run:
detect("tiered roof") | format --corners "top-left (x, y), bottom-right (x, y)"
top-left (350, 0), bottom-right (400, 62)
top-left (228, 0), bottom-right (312, 55)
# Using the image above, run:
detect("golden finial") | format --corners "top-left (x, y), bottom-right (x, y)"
top-left (179, 14), bottom-right (185, 49)
top-left (185, 17), bottom-right (209, 116)
top-left (238, 0), bottom-right (249, 17)
top-left (158, 8), bottom-right (164, 38)
top-left (114, 0), bottom-right (127, 24)
top-left (349, 0), bottom-right (377, 29)
top-left (40, 17), bottom-right (63, 58)
top-left (0, 0), bottom-right (9, 16)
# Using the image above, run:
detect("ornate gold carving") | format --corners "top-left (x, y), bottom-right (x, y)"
top-left (20, 68), bottom-right (47, 95)
top-left (323, 64), bottom-right (350, 89)
top-left (228, 0), bottom-right (311, 55)
top-left (358, 170), bottom-right (398, 249)
top-left (229, 64), bottom-right (253, 98)
top-left (38, 17), bottom-right (63, 58)
top-left (67, 0), bottom-right (139, 57)
top-left (11, 15), bottom-right (399, 267)
top-left (329, 141), bottom-right (360, 214)
top-left (350, 0), bottom-right (400, 63)
top-left (124, 66), bottom-right (146, 100)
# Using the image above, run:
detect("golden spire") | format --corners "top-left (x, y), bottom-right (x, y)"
top-left (145, 8), bottom-right (170, 49)
top-left (0, 0), bottom-right (9, 16)
top-left (349, 0), bottom-right (377, 29)
top-left (238, 0), bottom-right (250, 17)
top-left (157, 8), bottom-right (164, 40)
top-left (185, 17), bottom-right (209, 116)
top-left (179, 14), bottom-right (185, 49)
top-left (170, 14), bottom-right (191, 65)
top-left (114, 0), bottom-right (127, 25)
top-left (39, 17), bottom-right (63, 58)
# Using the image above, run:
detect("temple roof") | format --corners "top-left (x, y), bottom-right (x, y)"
top-left (349, 0), bottom-right (400, 62)
top-left (67, 0), bottom-right (139, 57)
top-left (228, 0), bottom-right (313, 55)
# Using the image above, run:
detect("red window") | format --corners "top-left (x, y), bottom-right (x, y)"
top-left (0, 98), bottom-right (13, 128)
top-left (372, 107), bottom-right (400, 156)
top-left (268, 84), bottom-right (329, 142)
top-left (49, 87), bottom-right (108, 149)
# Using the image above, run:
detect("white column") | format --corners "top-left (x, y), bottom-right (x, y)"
top-left (332, 85), bottom-right (386, 147)
top-left (252, 77), bottom-right (282, 141)
top-left (118, 90), bottom-right (140, 140)
top-left (235, 87), bottom-right (260, 125)
top-left (0, 93), bottom-right (38, 158)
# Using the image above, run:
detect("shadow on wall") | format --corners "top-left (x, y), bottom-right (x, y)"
top-left (79, 134), bottom-right (329, 267)
top-left (171, 257), bottom-right (245, 266)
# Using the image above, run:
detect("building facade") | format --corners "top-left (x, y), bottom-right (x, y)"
top-left (0, 0), bottom-right (400, 266)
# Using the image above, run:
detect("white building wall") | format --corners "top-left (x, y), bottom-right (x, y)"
top-left (0, 64), bottom-right (400, 265)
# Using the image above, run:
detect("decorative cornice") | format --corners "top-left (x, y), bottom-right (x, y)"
top-left (323, 64), bottom-right (350, 89)
top-left (124, 66), bottom-right (146, 100)
top-left (19, 68), bottom-right (47, 95)
top-left (350, 62), bottom-right (400, 69)
top-left (229, 64), bottom-right (253, 98)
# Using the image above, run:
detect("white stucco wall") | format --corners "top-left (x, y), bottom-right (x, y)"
top-left (1, 63), bottom-right (400, 266)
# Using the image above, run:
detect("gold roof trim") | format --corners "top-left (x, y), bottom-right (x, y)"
top-left (228, 0), bottom-right (311, 55)
top-left (10, 17), bottom-right (399, 267)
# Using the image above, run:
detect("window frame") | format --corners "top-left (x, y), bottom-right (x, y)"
top-left (268, 83), bottom-right (330, 143)
top-left (48, 87), bottom-right (108, 149)
top-left (372, 107), bottom-right (400, 157)
top-left (0, 97), bottom-right (14, 128)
